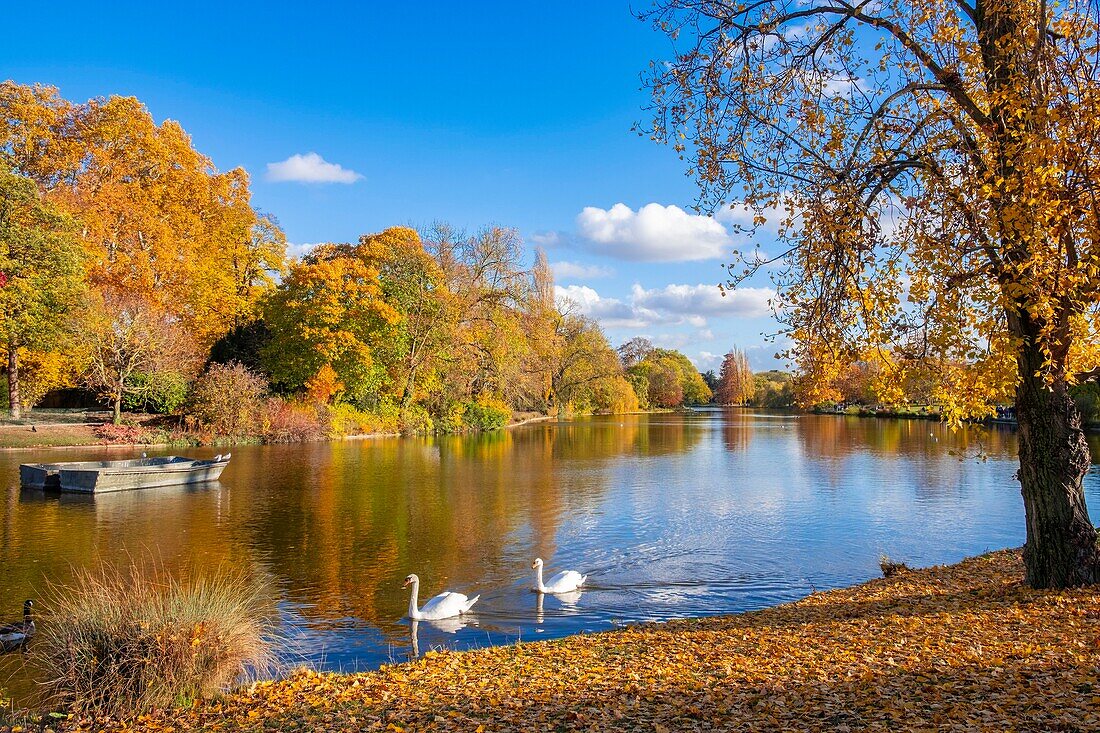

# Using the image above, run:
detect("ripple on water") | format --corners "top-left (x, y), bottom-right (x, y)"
top-left (0, 410), bottom-right (1098, 704)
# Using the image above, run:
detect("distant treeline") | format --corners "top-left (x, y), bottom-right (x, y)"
top-left (0, 82), bottom-right (718, 438)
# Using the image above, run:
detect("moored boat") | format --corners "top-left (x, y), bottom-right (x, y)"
top-left (20, 454), bottom-right (230, 494)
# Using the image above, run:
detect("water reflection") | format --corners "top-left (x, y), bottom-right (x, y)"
top-left (1, 410), bottom-right (1098, 707)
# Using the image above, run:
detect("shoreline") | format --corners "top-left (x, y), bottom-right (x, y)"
top-left (0, 412), bottom-right (642, 451)
top-left (9, 547), bottom-right (1098, 731)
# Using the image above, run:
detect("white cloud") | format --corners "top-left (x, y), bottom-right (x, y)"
top-left (266, 152), bottom-right (362, 184)
top-left (576, 203), bottom-right (732, 262)
top-left (632, 283), bottom-right (774, 319)
top-left (550, 260), bottom-right (614, 281)
top-left (554, 282), bottom-right (775, 330)
top-left (694, 350), bottom-right (723, 370)
top-left (555, 285), bottom-right (642, 328)
top-left (530, 231), bottom-right (564, 247)
top-left (286, 241), bottom-right (323, 260)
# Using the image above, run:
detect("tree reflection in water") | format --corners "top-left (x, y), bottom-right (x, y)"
top-left (1, 411), bottom-right (1098, 707)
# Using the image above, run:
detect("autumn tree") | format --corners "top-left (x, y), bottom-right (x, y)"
top-left (717, 348), bottom-right (755, 405)
top-left (544, 312), bottom-right (626, 413)
top-left (0, 165), bottom-right (83, 418)
top-left (618, 337), bottom-right (655, 368)
top-left (425, 225), bottom-right (537, 408)
top-left (628, 348), bottom-right (712, 407)
top-left (643, 0), bottom-right (1100, 587)
top-left (80, 293), bottom-right (200, 423)
top-left (0, 82), bottom-right (285, 350)
top-left (362, 227), bottom-right (454, 407)
top-left (262, 241), bottom-right (399, 404)
top-left (753, 371), bottom-right (795, 408)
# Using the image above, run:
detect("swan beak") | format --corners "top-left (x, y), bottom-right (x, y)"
top-left (402, 579), bottom-right (411, 588)
top-left (531, 562), bottom-right (537, 569)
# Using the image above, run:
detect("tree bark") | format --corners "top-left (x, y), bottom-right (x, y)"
top-left (7, 344), bottom-right (21, 420)
top-left (113, 394), bottom-right (122, 425)
top-left (1015, 340), bottom-right (1100, 588)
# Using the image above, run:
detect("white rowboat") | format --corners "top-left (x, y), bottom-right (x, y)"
top-left (20, 454), bottom-right (231, 494)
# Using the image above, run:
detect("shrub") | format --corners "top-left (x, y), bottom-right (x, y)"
top-left (121, 371), bottom-right (190, 414)
top-left (432, 401), bottom-right (468, 434)
top-left (259, 397), bottom-right (324, 443)
top-left (461, 396), bottom-right (511, 431)
top-left (187, 363), bottom-right (268, 437)
top-left (324, 402), bottom-right (378, 437)
top-left (31, 562), bottom-right (276, 718)
top-left (94, 422), bottom-right (148, 444)
top-left (370, 400), bottom-right (402, 433)
top-left (399, 404), bottom-right (434, 435)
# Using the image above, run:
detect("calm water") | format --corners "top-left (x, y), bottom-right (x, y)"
top-left (2, 410), bottom-right (1099, 703)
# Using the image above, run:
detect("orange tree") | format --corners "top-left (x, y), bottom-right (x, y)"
top-left (717, 348), bottom-right (755, 405)
top-left (0, 82), bottom-right (285, 350)
top-left (642, 0), bottom-right (1100, 586)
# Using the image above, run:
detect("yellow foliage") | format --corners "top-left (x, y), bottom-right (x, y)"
top-left (16, 348), bottom-right (83, 408)
top-left (305, 364), bottom-right (344, 406)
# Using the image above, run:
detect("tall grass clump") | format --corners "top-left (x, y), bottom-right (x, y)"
top-left (31, 562), bottom-right (277, 718)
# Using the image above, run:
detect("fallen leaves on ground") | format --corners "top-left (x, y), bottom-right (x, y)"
top-left (15, 549), bottom-right (1100, 731)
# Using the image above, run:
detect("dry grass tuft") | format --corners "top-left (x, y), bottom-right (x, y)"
top-left (30, 561), bottom-right (277, 718)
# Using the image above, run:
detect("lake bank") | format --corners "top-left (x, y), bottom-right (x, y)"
top-left (0, 412), bottom-right (560, 451)
top-left (12, 547), bottom-right (1097, 732)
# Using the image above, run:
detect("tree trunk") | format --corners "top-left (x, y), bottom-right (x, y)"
top-left (1015, 341), bottom-right (1100, 588)
top-left (113, 394), bottom-right (122, 425)
top-left (7, 344), bottom-right (21, 420)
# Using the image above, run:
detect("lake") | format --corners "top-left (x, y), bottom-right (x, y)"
top-left (2, 409), bottom-right (1099, 704)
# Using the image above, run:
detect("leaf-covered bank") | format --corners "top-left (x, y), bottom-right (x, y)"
top-left (18, 548), bottom-right (1100, 732)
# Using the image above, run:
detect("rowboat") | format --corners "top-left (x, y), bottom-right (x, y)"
top-left (19, 454), bottom-right (231, 494)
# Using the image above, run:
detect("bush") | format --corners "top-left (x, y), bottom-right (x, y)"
top-left (187, 363), bottom-right (268, 437)
top-left (31, 562), bottom-right (276, 718)
top-left (94, 422), bottom-right (147, 444)
top-left (461, 396), bottom-right (511, 431)
top-left (399, 404), bottom-right (434, 435)
top-left (432, 401), bottom-right (468, 434)
top-left (121, 371), bottom-right (190, 414)
top-left (324, 402), bottom-right (382, 437)
top-left (259, 397), bottom-right (324, 443)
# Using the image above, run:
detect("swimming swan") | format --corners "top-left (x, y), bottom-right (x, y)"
top-left (402, 574), bottom-right (479, 621)
top-left (532, 558), bottom-right (586, 594)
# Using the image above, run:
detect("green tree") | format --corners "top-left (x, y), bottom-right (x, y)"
top-left (753, 371), bottom-right (795, 408)
top-left (0, 166), bottom-right (83, 418)
top-left (363, 227), bottom-right (454, 408)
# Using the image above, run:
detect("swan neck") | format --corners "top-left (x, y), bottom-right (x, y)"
top-left (408, 579), bottom-right (421, 620)
top-left (535, 563), bottom-right (545, 592)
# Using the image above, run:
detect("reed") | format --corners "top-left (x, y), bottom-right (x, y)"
top-left (31, 561), bottom-right (277, 717)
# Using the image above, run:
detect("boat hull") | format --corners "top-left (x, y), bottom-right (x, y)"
top-left (20, 456), bottom-right (230, 494)
top-left (19, 463), bottom-right (62, 490)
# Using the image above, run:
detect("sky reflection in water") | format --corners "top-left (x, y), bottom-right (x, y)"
top-left (2, 410), bottom-right (1098, 700)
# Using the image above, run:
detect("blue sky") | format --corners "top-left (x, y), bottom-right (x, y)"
top-left (2, 1), bottom-right (786, 371)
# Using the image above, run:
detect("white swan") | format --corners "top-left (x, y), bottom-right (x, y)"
top-left (402, 573), bottom-right (479, 621)
top-left (532, 558), bottom-right (586, 594)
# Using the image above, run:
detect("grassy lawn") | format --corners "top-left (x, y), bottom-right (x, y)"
top-left (0, 423), bottom-right (103, 449)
